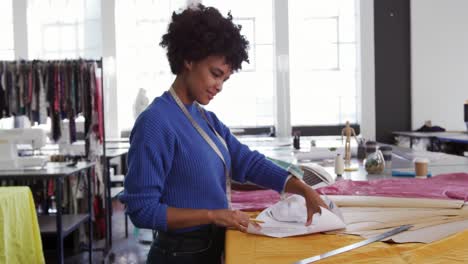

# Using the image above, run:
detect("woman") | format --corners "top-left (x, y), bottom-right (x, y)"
top-left (121, 4), bottom-right (327, 264)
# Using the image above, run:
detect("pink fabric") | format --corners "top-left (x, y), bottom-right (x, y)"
top-left (317, 173), bottom-right (468, 201)
top-left (231, 189), bottom-right (281, 212)
top-left (230, 173), bottom-right (468, 212)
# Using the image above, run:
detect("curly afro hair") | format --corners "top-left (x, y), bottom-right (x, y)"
top-left (160, 4), bottom-right (249, 74)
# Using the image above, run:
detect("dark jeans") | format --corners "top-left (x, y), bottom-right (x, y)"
top-left (147, 225), bottom-right (225, 264)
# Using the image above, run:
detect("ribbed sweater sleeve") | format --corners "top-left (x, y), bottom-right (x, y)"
top-left (120, 111), bottom-right (174, 231)
top-left (205, 111), bottom-right (289, 193)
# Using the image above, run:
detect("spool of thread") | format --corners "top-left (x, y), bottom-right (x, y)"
top-left (334, 154), bottom-right (344, 176)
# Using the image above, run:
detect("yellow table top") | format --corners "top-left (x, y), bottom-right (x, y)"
top-left (0, 186), bottom-right (45, 264)
top-left (225, 215), bottom-right (468, 264)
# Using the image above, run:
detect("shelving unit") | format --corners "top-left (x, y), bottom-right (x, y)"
top-left (38, 214), bottom-right (89, 237)
top-left (0, 162), bottom-right (95, 264)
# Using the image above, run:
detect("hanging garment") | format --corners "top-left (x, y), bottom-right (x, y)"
top-left (18, 65), bottom-right (25, 115)
top-left (93, 168), bottom-right (106, 240)
top-left (91, 63), bottom-right (103, 143)
top-left (67, 63), bottom-right (77, 143)
top-left (9, 65), bottom-right (17, 115)
top-left (4, 63), bottom-right (10, 117)
top-left (38, 66), bottom-right (47, 125)
top-left (28, 64), bottom-right (36, 122)
top-left (0, 63), bottom-right (5, 118)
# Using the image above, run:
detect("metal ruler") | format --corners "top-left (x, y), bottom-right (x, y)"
top-left (293, 225), bottom-right (412, 264)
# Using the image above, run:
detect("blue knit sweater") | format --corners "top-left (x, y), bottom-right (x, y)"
top-left (120, 91), bottom-right (289, 232)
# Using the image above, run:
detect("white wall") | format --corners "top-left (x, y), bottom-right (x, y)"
top-left (411, 0), bottom-right (468, 131)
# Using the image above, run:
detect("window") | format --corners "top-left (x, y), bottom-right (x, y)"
top-left (114, 0), bottom-right (361, 134)
top-left (0, 0), bottom-right (14, 60)
top-left (27, 0), bottom-right (101, 60)
top-left (115, 0), bottom-right (275, 131)
top-left (2, 0), bottom-right (361, 135)
top-left (115, 0), bottom-right (187, 131)
top-left (289, 0), bottom-right (359, 126)
top-left (203, 0), bottom-right (275, 128)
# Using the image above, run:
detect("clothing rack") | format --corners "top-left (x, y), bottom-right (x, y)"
top-left (0, 58), bottom-right (110, 256)
top-left (0, 59), bottom-right (105, 159)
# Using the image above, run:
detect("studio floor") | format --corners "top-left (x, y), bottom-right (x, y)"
top-left (60, 201), bottom-right (152, 264)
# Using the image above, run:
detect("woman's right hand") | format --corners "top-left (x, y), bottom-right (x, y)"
top-left (208, 209), bottom-right (258, 232)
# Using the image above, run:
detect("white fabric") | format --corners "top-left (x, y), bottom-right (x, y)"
top-left (269, 195), bottom-right (309, 223)
top-left (247, 194), bottom-right (345, 238)
top-left (325, 198), bottom-right (468, 243)
top-left (327, 195), bottom-right (465, 209)
top-left (388, 219), bottom-right (468, 243)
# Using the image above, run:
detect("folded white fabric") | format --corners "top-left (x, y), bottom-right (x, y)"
top-left (247, 194), bottom-right (346, 238)
top-left (268, 194), bottom-right (344, 223)
top-left (269, 195), bottom-right (309, 223)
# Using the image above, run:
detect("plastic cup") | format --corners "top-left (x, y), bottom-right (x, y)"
top-left (414, 158), bottom-right (429, 178)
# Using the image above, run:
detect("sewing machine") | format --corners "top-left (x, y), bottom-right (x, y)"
top-left (57, 119), bottom-right (87, 156)
top-left (0, 128), bottom-right (48, 169)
